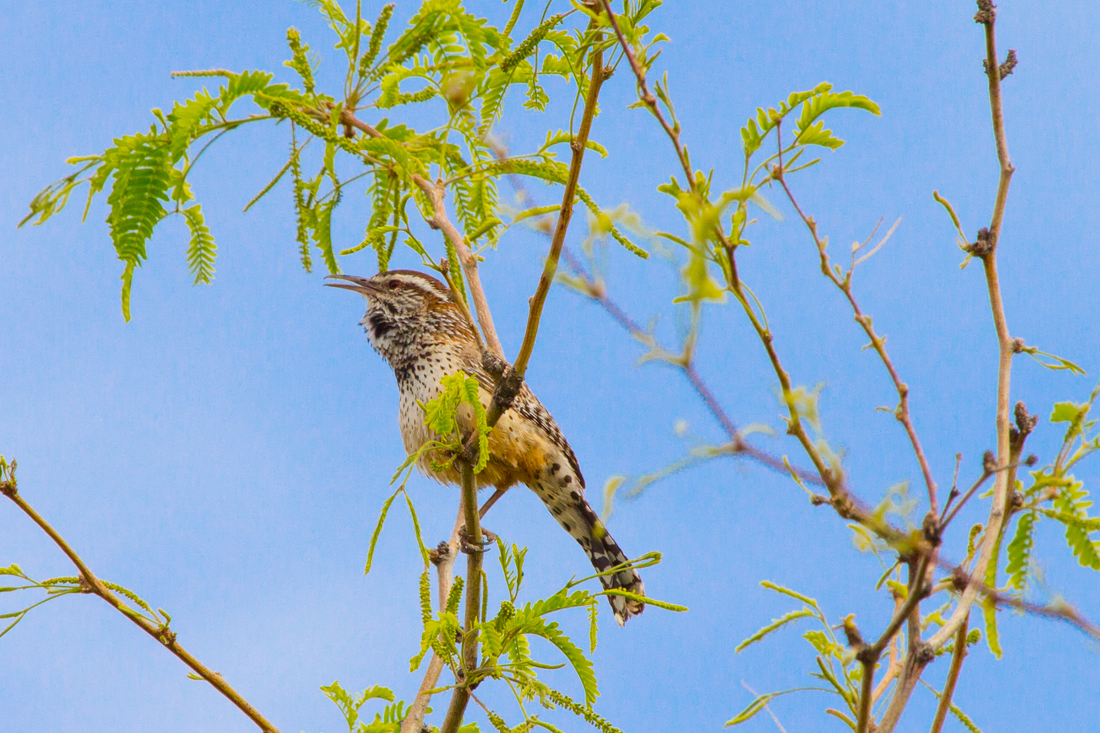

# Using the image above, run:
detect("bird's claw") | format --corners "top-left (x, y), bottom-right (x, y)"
top-left (459, 526), bottom-right (497, 555)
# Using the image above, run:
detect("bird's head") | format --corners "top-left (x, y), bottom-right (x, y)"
top-left (325, 270), bottom-right (471, 362)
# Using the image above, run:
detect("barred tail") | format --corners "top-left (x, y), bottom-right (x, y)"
top-left (529, 466), bottom-right (645, 625)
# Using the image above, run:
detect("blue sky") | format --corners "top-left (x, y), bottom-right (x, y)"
top-left (2, 1), bottom-right (1099, 731)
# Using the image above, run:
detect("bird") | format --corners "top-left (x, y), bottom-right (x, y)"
top-left (326, 269), bottom-right (645, 625)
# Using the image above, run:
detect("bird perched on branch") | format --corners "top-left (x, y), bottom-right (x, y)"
top-left (327, 269), bottom-right (645, 624)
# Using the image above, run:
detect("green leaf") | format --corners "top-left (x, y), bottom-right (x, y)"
top-left (1052, 480), bottom-right (1100, 569)
top-left (735, 608), bottom-right (813, 653)
top-left (983, 531), bottom-right (1003, 658)
top-left (759, 580), bottom-right (819, 608)
top-left (795, 89), bottom-right (880, 138)
top-left (181, 204), bottom-right (216, 285)
top-left (1006, 510), bottom-right (1036, 591)
top-left (724, 689), bottom-right (819, 727)
top-left (1051, 401), bottom-right (1088, 424)
top-left (803, 630), bottom-right (843, 659)
top-left (364, 488), bottom-right (401, 575)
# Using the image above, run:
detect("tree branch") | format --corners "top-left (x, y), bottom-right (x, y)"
top-left (509, 32), bottom-right (605, 384)
top-left (929, 618), bottom-right (970, 733)
top-left (0, 472), bottom-right (280, 733)
top-left (928, 0), bottom-right (1017, 654)
top-left (772, 123), bottom-right (939, 517)
top-left (439, 461), bottom-right (484, 733)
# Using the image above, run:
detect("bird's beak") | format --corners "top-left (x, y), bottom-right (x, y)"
top-left (324, 274), bottom-right (379, 295)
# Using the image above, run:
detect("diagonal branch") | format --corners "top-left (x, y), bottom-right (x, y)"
top-left (772, 123), bottom-right (939, 517)
top-left (510, 28), bottom-right (606, 384)
top-left (559, 249), bottom-right (823, 487)
top-left (0, 472), bottom-right (280, 733)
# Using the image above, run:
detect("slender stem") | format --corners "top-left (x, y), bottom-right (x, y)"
top-left (439, 461), bottom-right (483, 733)
top-left (928, 0), bottom-right (1016, 654)
top-left (1, 485), bottom-right (280, 733)
top-left (773, 122), bottom-right (939, 516)
top-left (855, 658), bottom-right (875, 733)
top-left (511, 32), bottom-right (604, 381)
top-left (400, 511), bottom-right (464, 733)
top-left (939, 467), bottom-right (994, 531)
top-left (597, 0), bottom-right (692, 187)
top-left (929, 619), bottom-right (970, 733)
top-left (559, 248), bottom-right (823, 486)
top-left (869, 556), bottom-right (930, 659)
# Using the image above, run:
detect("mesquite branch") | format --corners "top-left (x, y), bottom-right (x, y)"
top-left (772, 122), bottom-right (939, 518)
top-left (439, 462), bottom-right (484, 733)
top-left (510, 29), bottom-right (605, 384)
top-left (929, 620), bottom-right (970, 733)
top-left (0, 470), bottom-right (280, 733)
top-left (878, 5), bottom-right (1019, 729)
top-left (559, 249), bottom-right (823, 486)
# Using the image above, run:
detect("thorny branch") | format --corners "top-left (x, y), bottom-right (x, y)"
top-left (0, 467), bottom-right (281, 733)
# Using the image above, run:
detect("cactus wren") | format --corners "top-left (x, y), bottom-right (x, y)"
top-left (327, 270), bottom-right (645, 624)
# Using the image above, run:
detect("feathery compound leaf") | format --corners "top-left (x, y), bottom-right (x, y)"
top-left (364, 488), bottom-right (401, 575)
top-left (1053, 480), bottom-right (1100, 570)
top-left (795, 90), bottom-right (880, 140)
top-left (531, 617), bottom-right (597, 705)
top-left (285, 28), bottom-right (316, 94)
top-left (735, 608), bottom-right (814, 653)
top-left (500, 14), bottom-right (566, 72)
top-left (181, 204), bottom-right (216, 284)
top-left (101, 133), bottom-right (173, 319)
top-left (1006, 510), bottom-right (1037, 591)
top-left (759, 580), bottom-right (819, 609)
top-left (740, 84), bottom-right (830, 158)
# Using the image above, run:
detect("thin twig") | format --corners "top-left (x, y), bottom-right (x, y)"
top-left (929, 619), bottom-right (970, 733)
top-left (939, 456), bottom-right (996, 531)
top-left (510, 29), bottom-right (604, 383)
top-left (439, 461), bottom-right (484, 733)
top-left (400, 510), bottom-right (464, 733)
top-left (597, 0), bottom-right (692, 187)
top-left (772, 121), bottom-right (939, 517)
top-left (880, 6), bottom-right (1019, 729)
top-left (0, 479), bottom-right (280, 733)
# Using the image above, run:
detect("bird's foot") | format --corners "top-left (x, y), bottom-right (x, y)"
top-left (459, 526), bottom-right (497, 555)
